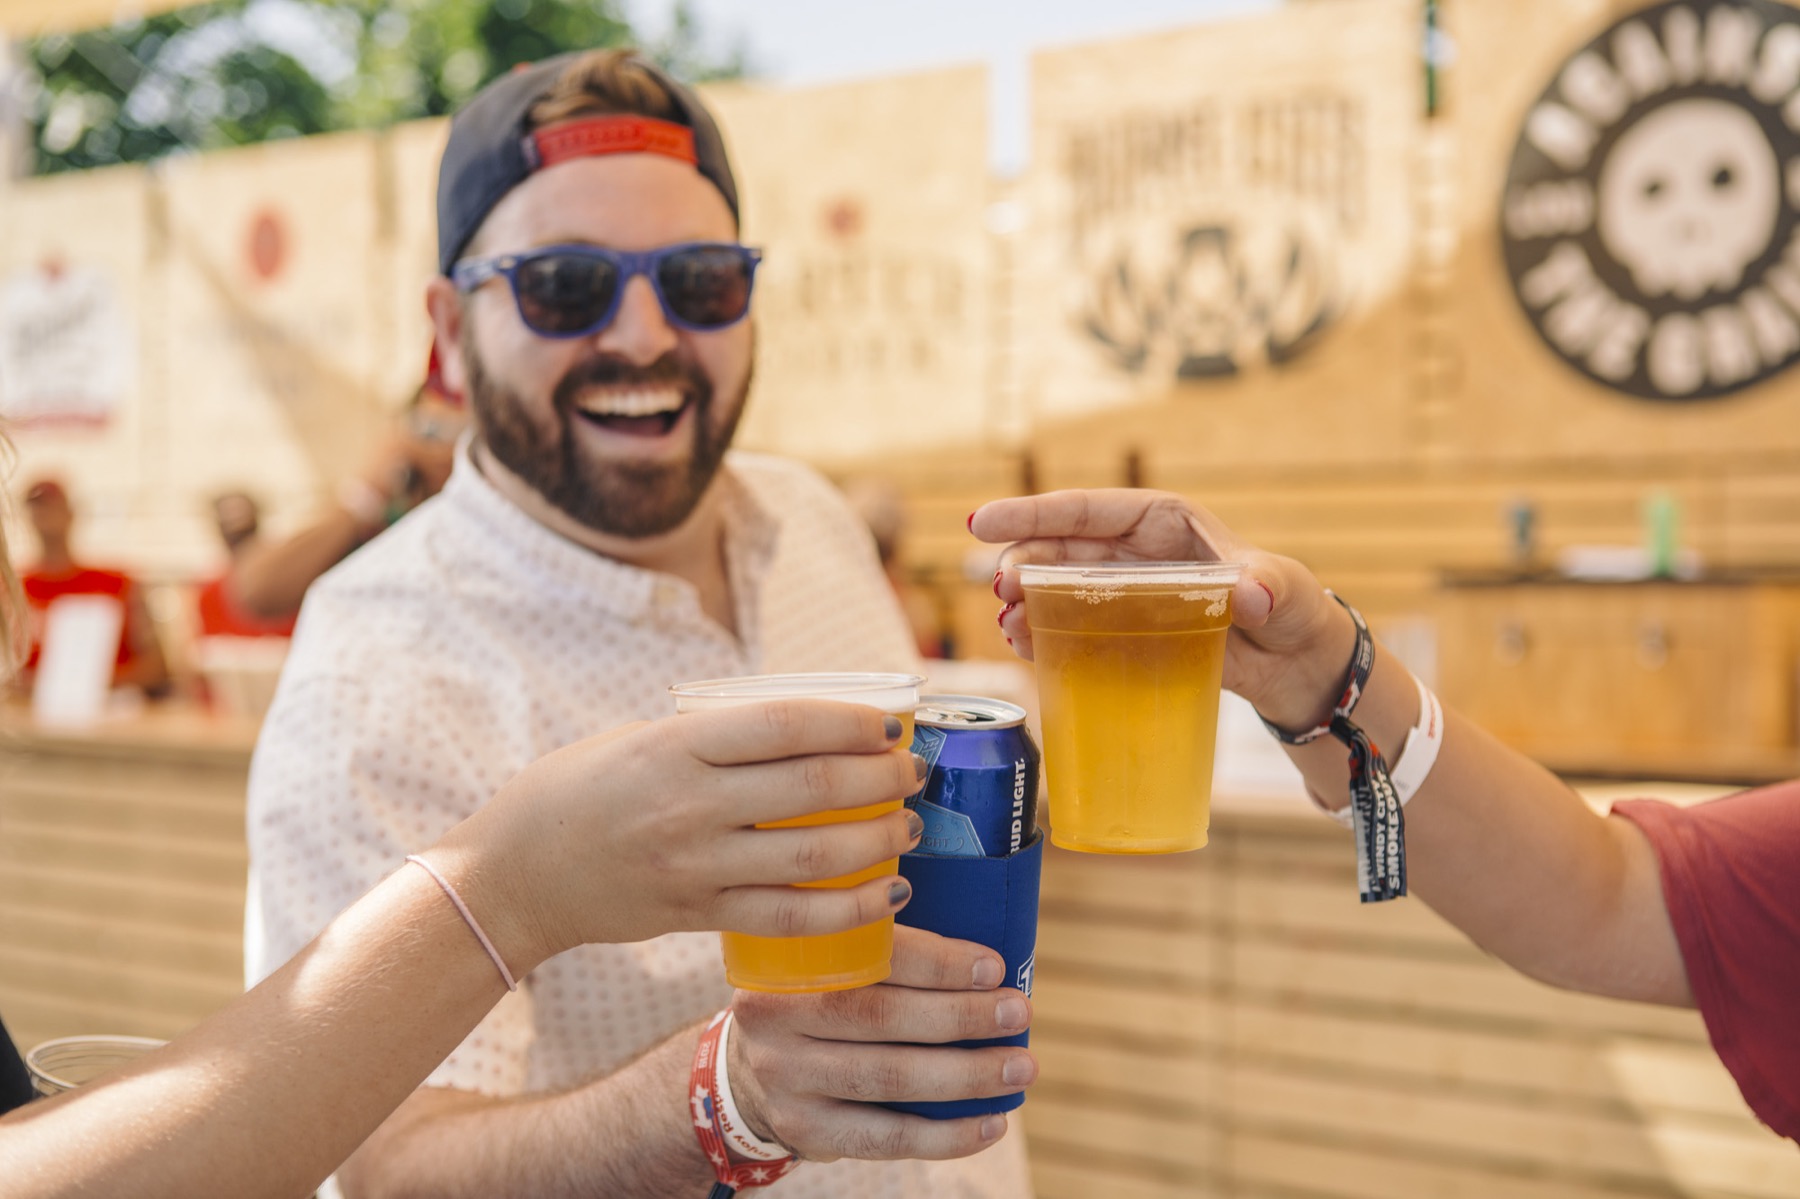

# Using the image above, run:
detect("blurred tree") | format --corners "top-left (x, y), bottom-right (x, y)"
top-left (21, 0), bottom-right (749, 175)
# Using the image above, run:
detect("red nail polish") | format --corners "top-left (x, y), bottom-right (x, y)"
top-left (966, 512), bottom-right (976, 533)
top-left (996, 601), bottom-right (1016, 628)
top-left (992, 570), bottom-right (1003, 598)
top-left (1256, 579), bottom-right (1275, 615)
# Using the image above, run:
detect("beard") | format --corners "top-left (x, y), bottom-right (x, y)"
top-left (464, 332), bottom-right (750, 540)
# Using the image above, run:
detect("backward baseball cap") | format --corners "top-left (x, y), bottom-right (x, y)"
top-left (435, 51), bottom-right (740, 276)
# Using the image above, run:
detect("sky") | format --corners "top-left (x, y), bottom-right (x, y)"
top-left (627, 0), bottom-right (1281, 175)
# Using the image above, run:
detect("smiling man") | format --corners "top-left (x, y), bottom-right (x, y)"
top-left (245, 50), bottom-right (1034, 1198)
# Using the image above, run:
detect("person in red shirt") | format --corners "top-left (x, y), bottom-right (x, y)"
top-left (17, 477), bottom-right (170, 696)
top-left (972, 487), bottom-right (1800, 1146)
top-left (193, 491), bottom-right (297, 639)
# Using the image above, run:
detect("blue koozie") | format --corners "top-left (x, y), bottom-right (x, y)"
top-left (884, 832), bottom-right (1044, 1119)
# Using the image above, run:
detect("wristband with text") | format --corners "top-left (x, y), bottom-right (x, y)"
top-left (1259, 594), bottom-right (1408, 903)
top-left (1307, 673), bottom-right (1443, 825)
top-left (692, 1010), bottom-right (800, 1197)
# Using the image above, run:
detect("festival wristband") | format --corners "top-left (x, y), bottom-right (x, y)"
top-left (715, 1012), bottom-right (790, 1162)
top-left (1260, 595), bottom-right (1408, 903)
top-left (692, 1011), bottom-right (800, 1196)
top-left (1307, 673), bottom-right (1444, 825)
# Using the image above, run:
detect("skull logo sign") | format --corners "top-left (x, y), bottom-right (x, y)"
top-left (1598, 99), bottom-right (1781, 301)
top-left (1500, 0), bottom-right (1800, 402)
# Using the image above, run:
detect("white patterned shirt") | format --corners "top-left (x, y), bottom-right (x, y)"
top-left (245, 444), bottom-right (1031, 1197)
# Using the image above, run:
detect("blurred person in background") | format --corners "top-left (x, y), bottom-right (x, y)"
top-left (194, 490), bottom-right (298, 639)
top-left (226, 383), bottom-right (466, 622)
top-left (0, 425), bottom-right (944, 1197)
top-left (972, 488), bottom-right (1800, 1147)
top-left (245, 47), bottom-right (1034, 1199)
top-left (14, 476), bottom-right (170, 698)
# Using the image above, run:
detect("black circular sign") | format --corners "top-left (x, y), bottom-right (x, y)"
top-left (1501, 0), bottom-right (1800, 401)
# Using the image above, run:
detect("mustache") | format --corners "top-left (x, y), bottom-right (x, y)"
top-left (553, 352), bottom-right (710, 413)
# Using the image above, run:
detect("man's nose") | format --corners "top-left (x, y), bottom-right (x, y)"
top-left (593, 274), bottom-right (678, 364)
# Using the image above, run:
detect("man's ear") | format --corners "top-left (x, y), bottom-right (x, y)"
top-left (425, 277), bottom-right (470, 400)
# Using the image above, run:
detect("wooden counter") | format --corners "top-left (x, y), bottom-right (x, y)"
top-left (0, 707), bottom-right (257, 1050)
top-left (2, 716), bottom-right (1792, 1196)
top-left (1437, 573), bottom-right (1800, 782)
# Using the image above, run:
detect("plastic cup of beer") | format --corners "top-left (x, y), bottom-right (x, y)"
top-left (25, 1034), bottom-right (166, 1097)
top-left (1017, 562), bottom-right (1243, 853)
top-left (668, 672), bottom-right (924, 993)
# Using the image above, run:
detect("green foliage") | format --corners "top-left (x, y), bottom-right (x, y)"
top-left (22, 0), bottom-right (748, 175)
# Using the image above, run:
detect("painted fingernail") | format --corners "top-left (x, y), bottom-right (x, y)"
top-left (912, 752), bottom-right (929, 780)
top-left (992, 570), bottom-right (1003, 598)
top-left (966, 512), bottom-right (976, 532)
top-left (996, 996), bottom-right (1028, 1029)
top-left (905, 810), bottom-right (924, 840)
top-left (980, 1115), bottom-right (1007, 1142)
top-left (888, 879), bottom-right (912, 907)
top-left (1002, 1055), bottom-right (1035, 1086)
top-left (1256, 579), bottom-right (1275, 615)
top-left (883, 714), bottom-right (903, 740)
top-left (996, 601), bottom-right (1017, 628)
top-left (972, 957), bottom-right (1003, 989)
top-left (1005, 636), bottom-right (1014, 647)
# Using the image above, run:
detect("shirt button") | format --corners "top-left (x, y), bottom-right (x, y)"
top-left (652, 581), bottom-right (683, 609)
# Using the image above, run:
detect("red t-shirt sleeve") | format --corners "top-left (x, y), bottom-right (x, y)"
top-left (1613, 783), bottom-right (1800, 1144)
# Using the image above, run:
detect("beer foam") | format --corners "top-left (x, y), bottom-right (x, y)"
top-left (1178, 587), bottom-right (1232, 617)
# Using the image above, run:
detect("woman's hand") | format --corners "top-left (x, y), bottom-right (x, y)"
top-left (433, 699), bottom-right (925, 970)
top-left (970, 488), bottom-right (1354, 729)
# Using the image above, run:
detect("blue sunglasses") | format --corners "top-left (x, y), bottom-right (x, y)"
top-left (452, 241), bottom-right (763, 338)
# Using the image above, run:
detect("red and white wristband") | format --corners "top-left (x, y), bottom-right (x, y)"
top-left (1306, 673), bottom-right (1444, 827)
top-left (692, 1010), bottom-right (799, 1195)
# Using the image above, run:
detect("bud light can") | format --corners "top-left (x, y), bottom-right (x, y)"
top-left (906, 696), bottom-right (1040, 859)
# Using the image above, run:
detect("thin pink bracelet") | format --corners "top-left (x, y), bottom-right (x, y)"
top-left (405, 854), bottom-right (519, 991)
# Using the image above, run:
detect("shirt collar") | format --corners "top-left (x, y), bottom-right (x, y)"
top-left (438, 438), bottom-right (779, 636)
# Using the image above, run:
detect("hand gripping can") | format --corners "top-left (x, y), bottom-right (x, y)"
top-left (905, 696), bottom-right (1040, 859)
top-left (890, 695), bottom-right (1045, 1120)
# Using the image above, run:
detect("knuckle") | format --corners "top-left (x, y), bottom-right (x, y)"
top-left (957, 996), bottom-right (997, 1040)
top-left (762, 699), bottom-right (802, 745)
top-left (831, 1054), bottom-right (906, 1103)
top-left (770, 890), bottom-right (812, 938)
top-left (790, 834), bottom-right (833, 883)
top-left (840, 1121), bottom-right (908, 1161)
top-left (799, 754), bottom-right (837, 803)
top-left (829, 981), bottom-right (895, 1030)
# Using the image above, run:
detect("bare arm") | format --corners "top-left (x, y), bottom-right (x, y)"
top-left (0, 701), bottom-right (929, 1199)
top-left (975, 488), bottom-right (1690, 1007)
top-left (339, 1036), bottom-right (710, 1199)
top-left (1270, 612), bottom-right (1689, 1005)
top-left (228, 507), bottom-right (370, 620)
top-left (117, 585), bottom-right (171, 696)
top-left (0, 864), bottom-right (513, 1199)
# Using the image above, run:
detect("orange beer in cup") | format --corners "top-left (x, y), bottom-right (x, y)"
top-left (1017, 563), bottom-right (1242, 853)
top-left (668, 672), bottom-right (924, 992)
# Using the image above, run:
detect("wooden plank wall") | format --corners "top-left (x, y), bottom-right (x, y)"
top-left (0, 728), bottom-right (250, 1051)
top-left (1026, 813), bottom-right (1800, 1199)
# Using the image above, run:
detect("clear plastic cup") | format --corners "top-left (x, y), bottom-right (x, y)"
top-left (1017, 562), bottom-right (1243, 853)
top-left (669, 672), bottom-right (924, 992)
top-left (26, 1034), bottom-right (166, 1097)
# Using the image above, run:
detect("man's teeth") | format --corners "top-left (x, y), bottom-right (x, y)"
top-left (577, 389), bottom-right (684, 418)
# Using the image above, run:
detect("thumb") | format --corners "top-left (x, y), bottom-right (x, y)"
top-left (1231, 549), bottom-right (1298, 630)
